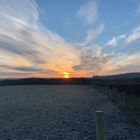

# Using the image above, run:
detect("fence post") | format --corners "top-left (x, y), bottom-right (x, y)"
top-left (95, 111), bottom-right (107, 140)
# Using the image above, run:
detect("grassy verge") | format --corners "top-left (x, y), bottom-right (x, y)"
top-left (112, 95), bottom-right (140, 125)
top-left (94, 86), bottom-right (140, 126)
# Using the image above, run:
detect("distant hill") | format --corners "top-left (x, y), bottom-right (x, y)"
top-left (0, 78), bottom-right (92, 86)
top-left (1, 73), bottom-right (140, 86)
top-left (92, 72), bottom-right (140, 85)
top-left (93, 72), bottom-right (140, 79)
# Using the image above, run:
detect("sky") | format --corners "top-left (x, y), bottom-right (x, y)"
top-left (0, 0), bottom-right (140, 78)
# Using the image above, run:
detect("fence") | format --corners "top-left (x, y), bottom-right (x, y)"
top-left (93, 85), bottom-right (140, 126)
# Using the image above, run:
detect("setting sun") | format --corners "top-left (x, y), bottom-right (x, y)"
top-left (63, 72), bottom-right (70, 78)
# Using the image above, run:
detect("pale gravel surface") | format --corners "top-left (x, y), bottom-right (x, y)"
top-left (0, 85), bottom-right (139, 140)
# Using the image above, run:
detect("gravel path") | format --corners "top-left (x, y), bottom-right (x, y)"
top-left (0, 85), bottom-right (139, 140)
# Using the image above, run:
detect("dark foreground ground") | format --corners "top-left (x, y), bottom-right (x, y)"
top-left (0, 85), bottom-right (139, 140)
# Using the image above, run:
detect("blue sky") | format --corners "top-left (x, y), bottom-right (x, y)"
top-left (36, 0), bottom-right (140, 42)
top-left (0, 0), bottom-right (140, 78)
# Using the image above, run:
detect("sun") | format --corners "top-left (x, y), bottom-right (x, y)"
top-left (63, 72), bottom-right (70, 78)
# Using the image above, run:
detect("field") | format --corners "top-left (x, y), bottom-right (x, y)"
top-left (0, 85), bottom-right (139, 140)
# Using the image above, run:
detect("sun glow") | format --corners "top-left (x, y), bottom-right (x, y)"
top-left (63, 72), bottom-right (70, 78)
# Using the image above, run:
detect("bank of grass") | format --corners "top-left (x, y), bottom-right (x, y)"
top-left (94, 86), bottom-right (140, 126)
top-left (112, 95), bottom-right (140, 125)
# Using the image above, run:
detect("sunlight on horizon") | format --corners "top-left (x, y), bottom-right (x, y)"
top-left (63, 72), bottom-right (70, 78)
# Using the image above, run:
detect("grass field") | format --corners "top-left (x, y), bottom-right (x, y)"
top-left (0, 85), bottom-right (139, 140)
top-left (93, 85), bottom-right (140, 125)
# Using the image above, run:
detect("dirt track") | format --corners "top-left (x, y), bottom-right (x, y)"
top-left (0, 85), bottom-right (139, 140)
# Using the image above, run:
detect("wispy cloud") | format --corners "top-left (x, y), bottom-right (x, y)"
top-left (79, 24), bottom-right (104, 46)
top-left (126, 25), bottom-right (140, 44)
top-left (0, 65), bottom-right (43, 72)
top-left (0, 0), bottom-right (140, 78)
top-left (73, 47), bottom-right (114, 76)
top-left (77, 0), bottom-right (98, 24)
top-left (105, 34), bottom-right (126, 47)
top-left (105, 37), bottom-right (117, 47)
top-left (100, 52), bottom-right (140, 75)
top-left (0, 0), bottom-right (123, 78)
top-left (0, 0), bottom-right (80, 78)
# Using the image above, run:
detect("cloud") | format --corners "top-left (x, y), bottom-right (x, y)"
top-left (0, 0), bottom-right (139, 78)
top-left (0, 0), bottom-right (80, 78)
top-left (109, 64), bottom-right (140, 75)
top-left (0, 0), bottom-right (119, 78)
top-left (126, 26), bottom-right (140, 44)
top-left (77, 0), bottom-right (98, 24)
top-left (0, 72), bottom-right (32, 78)
top-left (105, 34), bottom-right (126, 47)
top-left (73, 46), bottom-right (115, 76)
top-left (105, 37), bottom-right (117, 47)
top-left (0, 65), bottom-right (43, 72)
top-left (79, 24), bottom-right (104, 46)
top-left (100, 52), bottom-right (140, 75)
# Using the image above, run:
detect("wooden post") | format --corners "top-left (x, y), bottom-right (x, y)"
top-left (95, 111), bottom-right (107, 140)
